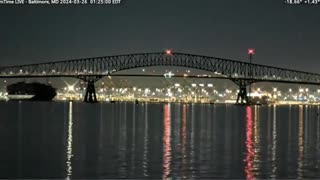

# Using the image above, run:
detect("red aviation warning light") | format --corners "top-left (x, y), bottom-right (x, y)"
top-left (165, 49), bottom-right (172, 55)
top-left (248, 48), bottom-right (255, 55)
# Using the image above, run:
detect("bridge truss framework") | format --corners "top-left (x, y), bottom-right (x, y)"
top-left (1, 52), bottom-right (320, 104)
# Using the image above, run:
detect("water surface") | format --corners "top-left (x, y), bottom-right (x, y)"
top-left (0, 102), bottom-right (320, 179)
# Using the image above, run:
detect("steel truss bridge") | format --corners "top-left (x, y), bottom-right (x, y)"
top-left (1, 52), bottom-right (320, 104)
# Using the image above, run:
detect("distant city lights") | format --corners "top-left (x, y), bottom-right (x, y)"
top-left (2, 77), bottom-right (320, 104)
top-left (164, 72), bottom-right (174, 78)
top-left (68, 85), bottom-right (75, 92)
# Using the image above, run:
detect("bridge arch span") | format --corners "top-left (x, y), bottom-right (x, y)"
top-left (1, 52), bottom-right (320, 104)
top-left (1, 52), bottom-right (320, 84)
top-left (0, 52), bottom-right (259, 79)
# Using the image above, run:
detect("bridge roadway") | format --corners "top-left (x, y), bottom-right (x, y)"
top-left (0, 52), bottom-right (319, 104)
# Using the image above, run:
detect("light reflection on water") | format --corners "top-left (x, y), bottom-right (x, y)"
top-left (271, 105), bottom-right (277, 179)
top-left (0, 102), bottom-right (320, 179)
top-left (142, 103), bottom-right (149, 177)
top-left (181, 104), bottom-right (187, 179)
top-left (66, 102), bottom-right (73, 180)
top-left (253, 105), bottom-right (260, 177)
top-left (245, 106), bottom-right (253, 180)
top-left (162, 103), bottom-right (171, 179)
top-left (298, 105), bottom-right (304, 179)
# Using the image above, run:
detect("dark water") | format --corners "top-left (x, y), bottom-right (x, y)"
top-left (0, 102), bottom-right (320, 179)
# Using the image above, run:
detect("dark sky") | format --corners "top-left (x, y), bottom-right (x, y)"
top-left (1, 0), bottom-right (320, 73)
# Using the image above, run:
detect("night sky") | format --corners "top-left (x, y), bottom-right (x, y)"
top-left (1, 0), bottom-right (320, 73)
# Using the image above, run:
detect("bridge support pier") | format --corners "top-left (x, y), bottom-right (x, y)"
top-left (232, 79), bottom-right (255, 105)
top-left (84, 80), bottom-right (97, 103)
top-left (78, 75), bottom-right (103, 103)
top-left (236, 84), bottom-right (249, 105)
